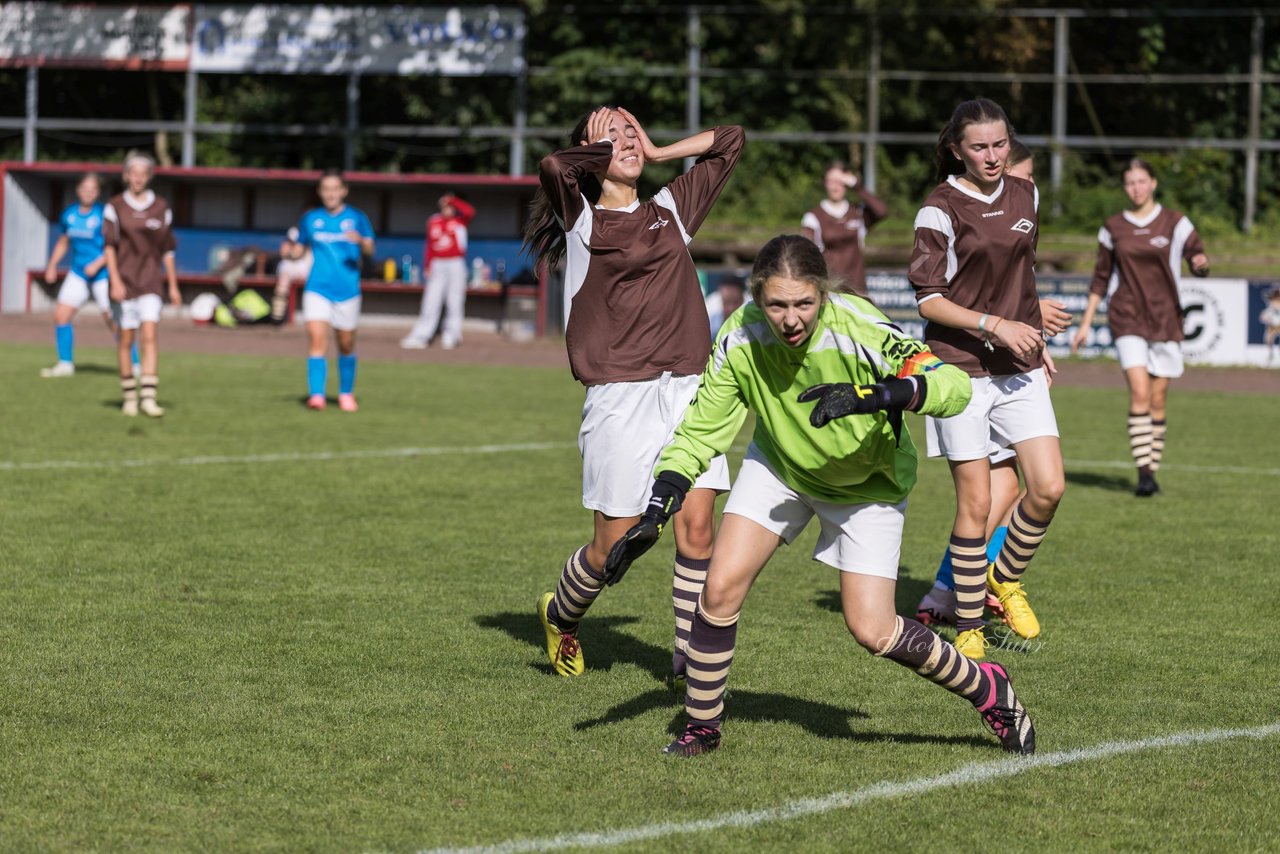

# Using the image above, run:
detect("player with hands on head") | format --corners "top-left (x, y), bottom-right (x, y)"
top-left (524, 106), bottom-right (744, 681)
top-left (1071, 157), bottom-right (1209, 497)
top-left (611, 235), bottom-right (1036, 759)
top-left (909, 99), bottom-right (1065, 657)
top-left (800, 160), bottom-right (888, 299)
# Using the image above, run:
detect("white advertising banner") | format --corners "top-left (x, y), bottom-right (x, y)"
top-left (1178, 277), bottom-right (1249, 367)
top-left (0, 3), bottom-right (189, 68)
top-left (193, 5), bottom-right (525, 75)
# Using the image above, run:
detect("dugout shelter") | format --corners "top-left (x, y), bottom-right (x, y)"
top-left (0, 161), bottom-right (547, 334)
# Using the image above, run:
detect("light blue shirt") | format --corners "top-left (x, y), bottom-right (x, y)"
top-left (298, 205), bottom-right (374, 302)
top-left (59, 203), bottom-right (107, 282)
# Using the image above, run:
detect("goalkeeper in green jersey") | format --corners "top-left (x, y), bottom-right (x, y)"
top-left (606, 235), bottom-right (1037, 757)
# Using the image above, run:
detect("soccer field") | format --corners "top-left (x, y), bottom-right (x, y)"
top-left (1, 339), bottom-right (1277, 852)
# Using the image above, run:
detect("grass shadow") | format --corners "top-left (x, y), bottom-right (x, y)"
top-left (476, 610), bottom-right (671, 681)
top-left (812, 566), bottom-right (937, 619)
top-left (577, 686), bottom-right (990, 749)
top-left (73, 364), bottom-right (120, 375)
top-left (1065, 470), bottom-right (1134, 492)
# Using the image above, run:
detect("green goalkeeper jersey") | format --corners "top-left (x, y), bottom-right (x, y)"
top-left (657, 293), bottom-right (972, 505)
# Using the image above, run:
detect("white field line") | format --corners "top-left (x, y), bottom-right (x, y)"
top-left (420, 722), bottom-right (1280, 854)
top-left (0, 441), bottom-right (576, 472)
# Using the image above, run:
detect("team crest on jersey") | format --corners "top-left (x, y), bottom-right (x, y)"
top-left (1010, 218), bottom-right (1034, 234)
top-left (145, 218), bottom-right (163, 230)
top-left (648, 216), bottom-right (670, 230)
top-left (313, 218), bottom-right (325, 228)
top-left (1149, 235), bottom-right (1170, 248)
top-left (340, 219), bottom-right (355, 231)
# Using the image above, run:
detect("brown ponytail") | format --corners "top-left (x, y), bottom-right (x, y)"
top-left (521, 108), bottom-right (610, 272)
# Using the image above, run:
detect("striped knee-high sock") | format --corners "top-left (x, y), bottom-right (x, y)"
top-left (140, 374), bottom-right (159, 406)
top-left (992, 502), bottom-right (1052, 585)
top-left (878, 615), bottom-right (988, 705)
top-left (120, 375), bottom-right (137, 404)
top-left (685, 602), bottom-right (738, 729)
top-left (949, 534), bottom-right (988, 631)
top-left (545, 546), bottom-right (604, 634)
top-left (672, 553), bottom-right (709, 675)
top-left (1150, 418), bottom-right (1167, 472)
top-left (1128, 411), bottom-right (1153, 475)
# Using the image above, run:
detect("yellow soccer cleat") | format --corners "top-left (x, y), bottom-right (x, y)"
top-left (986, 564), bottom-right (1041, 640)
top-left (538, 591), bottom-right (585, 677)
top-left (954, 627), bottom-right (989, 661)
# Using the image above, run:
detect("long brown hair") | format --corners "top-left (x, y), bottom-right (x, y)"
top-left (934, 98), bottom-right (1014, 183)
top-left (521, 107), bottom-right (611, 272)
top-left (747, 234), bottom-right (840, 304)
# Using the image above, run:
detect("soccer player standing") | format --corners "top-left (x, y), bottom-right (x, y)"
top-left (292, 171), bottom-right (375, 412)
top-left (910, 99), bottom-right (1065, 657)
top-left (40, 173), bottom-right (117, 378)
top-left (1071, 158), bottom-right (1209, 496)
top-left (607, 235), bottom-right (1035, 757)
top-left (523, 107), bottom-right (743, 681)
top-left (800, 160), bottom-right (888, 299)
top-left (102, 153), bottom-right (181, 417)
top-left (401, 193), bottom-right (475, 350)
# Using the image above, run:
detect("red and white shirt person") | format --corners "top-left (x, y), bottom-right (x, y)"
top-left (402, 194), bottom-right (477, 349)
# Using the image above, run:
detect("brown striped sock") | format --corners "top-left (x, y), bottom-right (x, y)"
top-left (672, 553), bottom-right (709, 675)
top-left (140, 374), bottom-right (158, 404)
top-left (878, 616), bottom-right (988, 704)
top-left (1128, 411), bottom-right (1153, 475)
top-left (950, 533), bottom-right (988, 631)
top-left (685, 600), bottom-right (738, 729)
top-left (1150, 418), bottom-right (1167, 472)
top-left (992, 502), bottom-right (1052, 585)
top-left (546, 546), bottom-right (603, 634)
top-left (120, 375), bottom-right (137, 403)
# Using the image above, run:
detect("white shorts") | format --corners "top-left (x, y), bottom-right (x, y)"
top-left (723, 444), bottom-right (905, 579)
top-left (57, 271), bottom-right (110, 313)
top-left (302, 291), bottom-right (361, 331)
top-left (580, 372), bottom-right (730, 516)
top-left (112, 293), bottom-right (164, 330)
top-left (926, 369), bottom-right (1059, 461)
top-left (1115, 335), bottom-right (1184, 379)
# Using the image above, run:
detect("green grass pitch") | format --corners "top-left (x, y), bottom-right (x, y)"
top-left (1, 340), bottom-right (1277, 851)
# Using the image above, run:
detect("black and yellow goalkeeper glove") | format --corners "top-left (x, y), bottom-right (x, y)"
top-left (603, 471), bottom-right (691, 586)
top-left (798, 377), bottom-right (924, 428)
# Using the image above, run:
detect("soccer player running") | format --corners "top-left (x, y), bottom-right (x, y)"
top-left (291, 170), bottom-right (375, 412)
top-left (1070, 158), bottom-right (1210, 497)
top-left (915, 140), bottom-right (1072, 628)
top-left (910, 99), bottom-right (1065, 659)
top-left (524, 107), bottom-right (744, 681)
top-left (401, 193), bottom-right (476, 350)
top-left (800, 160), bottom-right (888, 299)
top-left (103, 153), bottom-right (181, 417)
top-left (41, 173), bottom-right (120, 378)
top-left (607, 235), bottom-right (1035, 757)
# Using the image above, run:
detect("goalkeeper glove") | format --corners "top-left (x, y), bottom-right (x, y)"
top-left (798, 376), bottom-right (925, 428)
top-left (602, 471), bottom-right (691, 586)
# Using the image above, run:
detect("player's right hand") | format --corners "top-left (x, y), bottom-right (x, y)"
top-left (602, 471), bottom-right (691, 585)
top-left (1070, 326), bottom-right (1088, 355)
top-left (43, 267), bottom-right (57, 285)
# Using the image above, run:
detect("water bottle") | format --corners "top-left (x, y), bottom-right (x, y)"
top-left (402, 254), bottom-right (413, 283)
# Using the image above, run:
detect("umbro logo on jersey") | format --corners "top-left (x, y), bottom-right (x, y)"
top-left (649, 217), bottom-right (670, 230)
top-left (1149, 235), bottom-right (1170, 248)
top-left (1010, 218), bottom-right (1034, 233)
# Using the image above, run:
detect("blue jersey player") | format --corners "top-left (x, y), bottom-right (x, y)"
top-left (290, 171), bottom-right (375, 412)
top-left (41, 173), bottom-right (119, 378)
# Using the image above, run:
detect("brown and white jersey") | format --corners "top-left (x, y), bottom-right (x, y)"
top-left (103, 190), bottom-right (176, 299)
top-left (909, 175), bottom-right (1043, 377)
top-left (540, 125), bottom-right (744, 386)
top-left (800, 186), bottom-right (888, 298)
top-left (1090, 205), bottom-right (1203, 342)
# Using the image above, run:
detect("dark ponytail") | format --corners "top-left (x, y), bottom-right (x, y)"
top-left (521, 107), bottom-right (610, 272)
top-left (933, 98), bottom-right (1014, 183)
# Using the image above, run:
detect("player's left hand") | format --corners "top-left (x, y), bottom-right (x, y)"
top-left (1190, 253), bottom-right (1210, 277)
top-left (169, 286), bottom-right (183, 307)
top-left (602, 471), bottom-right (691, 585)
top-left (799, 378), bottom-right (922, 427)
top-left (615, 107), bottom-right (663, 163)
